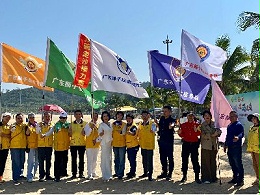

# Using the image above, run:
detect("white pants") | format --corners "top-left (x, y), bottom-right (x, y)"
top-left (86, 148), bottom-right (99, 177)
top-left (100, 142), bottom-right (112, 180)
top-left (27, 148), bottom-right (38, 180)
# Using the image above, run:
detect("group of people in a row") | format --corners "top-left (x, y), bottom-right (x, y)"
top-left (0, 106), bottom-right (259, 187)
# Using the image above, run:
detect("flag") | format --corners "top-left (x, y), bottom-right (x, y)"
top-left (210, 79), bottom-right (232, 142)
top-left (91, 40), bottom-right (149, 98)
top-left (148, 50), bottom-right (210, 104)
top-left (44, 38), bottom-right (106, 109)
top-left (181, 30), bottom-right (227, 81)
top-left (1, 43), bottom-right (53, 91)
top-left (73, 33), bottom-right (91, 88)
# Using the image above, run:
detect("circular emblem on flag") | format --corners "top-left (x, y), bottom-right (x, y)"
top-left (116, 56), bottom-right (131, 75)
top-left (19, 56), bottom-right (42, 73)
top-left (196, 44), bottom-right (210, 62)
top-left (170, 58), bottom-right (190, 82)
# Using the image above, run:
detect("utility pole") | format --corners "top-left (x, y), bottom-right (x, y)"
top-left (163, 35), bottom-right (172, 55)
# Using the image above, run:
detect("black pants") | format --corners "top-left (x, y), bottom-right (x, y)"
top-left (127, 146), bottom-right (139, 175)
top-left (0, 149), bottom-right (9, 176)
top-left (141, 149), bottom-right (153, 177)
top-left (54, 150), bottom-right (68, 179)
top-left (38, 147), bottom-right (53, 179)
top-left (62, 150), bottom-right (68, 176)
top-left (70, 146), bottom-right (85, 176)
top-left (158, 141), bottom-right (174, 176)
top-left (181, 141), bottom-right (200, 175)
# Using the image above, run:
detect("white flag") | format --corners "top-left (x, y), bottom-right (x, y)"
top-left (91, 40), bottom-right (149, 98)
top-left (181, 30), bottom-right (227, 81)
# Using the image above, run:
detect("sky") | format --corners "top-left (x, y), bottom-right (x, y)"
top-left (0, 0), bottom-right (258, 91)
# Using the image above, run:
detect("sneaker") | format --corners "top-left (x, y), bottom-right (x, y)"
top-left (13, 180), bottom-right (19, 184)
top-left (227, 179), bottom-right (237, 184)
top-left (112, 174), bottom-right (118, 178)
top-left (204, 181), bottom-right (211, 184)
top-left (148, 177), bottom-right (153, 181)
top-left (139, 173), bottom-right (148, 178)
top-left (235, 181), bottom-right (244, 187)
top-left (196, 179), bottom-right (202, 184)
top-left (54, 178), bottom-right (60, 182)
top-left (27, 179), bottom-right (33, 183)
top-left (180, 176), bottom-right (187, 183)
top-left (87, 175), bottom-right (93, 180)
top-left (157, 173), bottom-right (167, 179)
top-left (70, 175), bottom-right (77, 179)
top-left (78, 174), bottom-right (85, 178)
top-left (39, 178), bottom-right (45, 182)
top-left (92, 173), bottom-right (98, 178)
top-left (46, 176), bottom-right (54, 180)
top-left (19, 175), bottom-right (26, 180)
top-left (118, 176), bottom-right (123, 180)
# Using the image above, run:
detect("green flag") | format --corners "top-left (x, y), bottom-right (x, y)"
top-left (44, 38), bottom-right (106, 109)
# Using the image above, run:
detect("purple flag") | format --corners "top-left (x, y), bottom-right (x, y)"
top-left (148, 50), bottom-right (210, 104)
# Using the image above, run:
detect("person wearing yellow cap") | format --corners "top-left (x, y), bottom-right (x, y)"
top-left (42, 112), bottom-right (70, 182)
top-left (0, 112), bottom-right (12, 183)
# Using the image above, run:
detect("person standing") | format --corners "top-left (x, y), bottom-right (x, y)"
top-left (25, 113), bottom-right (39, 183)
top-left (98, 111), bottom-right (113, 182)
top-left (69, 110), bottom-right (86, 179)
top-left (156, 106), bottom-right (175, 181)
top-left (112, 111), bottom-right (127, 179)
top-left (125, 113), bottom-right (139, 179)
top-left (0, 112), bottom-right (11, 183)
top-left (178, 112), bottom-right (201, 184)
top-left (42, 112), bottom-right (70, 182)
top-left (200, 110), bottom-right (221, 184)
top-left (138, 110), bottom-right (156, 181)
top-left (224, 111), bottom-right (244, 187)
top-left (246, 113), bottom-right (259, 186)
top-left (10, 113), bottom-right (27, 183)
top-left (36, 112), bottom-right (54, 182)
top-left (83, 112), bottom-right (100, 180)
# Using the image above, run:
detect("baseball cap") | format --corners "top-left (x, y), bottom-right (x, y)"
top-left (247, 113), bottom-right (259, 122)
top-left (2, 112), bottom-right (11, 117)
top-left (187, 112), bottom-right (195, 116)
top-left (59, 112), bottom-right (68, 118)
top-left (28, 113), bottom-right (35, 118)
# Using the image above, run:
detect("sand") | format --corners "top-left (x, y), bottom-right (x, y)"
top-left (0, 114), bottom-right (258, 194)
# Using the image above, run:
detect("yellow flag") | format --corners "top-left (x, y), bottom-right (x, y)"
top-left (1, 43), bottom-right (53, 91)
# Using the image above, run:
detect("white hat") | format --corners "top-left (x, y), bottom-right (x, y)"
top-left (59, 112), bottom-right (68, 118)
top-left (2, 112), bottom-right (11, 117)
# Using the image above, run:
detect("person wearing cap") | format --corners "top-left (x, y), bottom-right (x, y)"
top-left (125, 113), bottom-right (139, 179)
top-left (112, 111), bottom-right (127, 179)
top-left (199, 110), bottom-right (221, 184)
top-left (247, 113), bottom-right (259, 186)
top-left (178, 112), bottom-right (201, 184)
top-left (42, 112), bottom-right (70, 182)
top-left (25, 113), bottom-right (38, 183)
top-left (68, 110), bottom-right (87, 179)
top-left (224, 111), bottom-right (244, 187)
top-left (98, 111), bottom-right (113, 182)
top-left (0, 112), bottom-right (12, 183)
top-left (156, 105), bottom-right (175, 181)
top-left (10, 113), bottom-right (27, 183)
top-left (83, 112), bottom-right (100, 180)
top-left (36, 112), bottom-right (54, 182)
top-left (138, 110), bottom-right (156, 181)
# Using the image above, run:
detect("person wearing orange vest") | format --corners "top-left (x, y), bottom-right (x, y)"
top-left (112, 111), bottom-right (127, 179)
top-left (25, 113), bottom-right (38, 183)
top-left (42, 112), bottom-right (70, 182)
top-left (36, 112), bottom-right (54, 182)
top-left (68, 110), bottom-right (87, 179)
top-left (10, 113), bottom-right (27, 184)
top-left (0, 112), bottom-right (11, 183)
top-left (138, 110), bottom-right (156, 181)
top-left (83, 112), bottom-right (100, 180)
top-left (125, 113), bottom-right (139, 179)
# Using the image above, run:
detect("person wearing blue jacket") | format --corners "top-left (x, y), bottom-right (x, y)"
top-left (224, 111), bottom-right (244, 187)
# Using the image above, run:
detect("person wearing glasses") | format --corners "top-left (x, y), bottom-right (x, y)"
top-left (42, 112), bottom-right (70, 182)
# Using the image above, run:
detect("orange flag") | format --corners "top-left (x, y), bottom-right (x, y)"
top-left (1, 43), bottom-right (53, 91)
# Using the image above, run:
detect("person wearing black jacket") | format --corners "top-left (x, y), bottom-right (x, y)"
top-left (156, 106), bottom-right (175, 181)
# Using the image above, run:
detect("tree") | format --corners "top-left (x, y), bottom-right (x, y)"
top-left (237, 12), bottom-right (259, 31)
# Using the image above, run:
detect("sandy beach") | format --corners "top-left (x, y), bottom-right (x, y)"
top-left (0, 114), bottom-right (258, 194)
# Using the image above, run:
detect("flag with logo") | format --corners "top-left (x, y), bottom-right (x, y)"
top-left (44, 38), bottom-right (106, 109)
top-left (1, 43), bottom-right (53, 91)
top-left (148, 50), bottom-right (210, 104)
top-left (210, 79), bottom-right (232, 142)
top-left (181, 29), bottom-right (227, 81)
top-left (91, 40), bottom-right (149, 98)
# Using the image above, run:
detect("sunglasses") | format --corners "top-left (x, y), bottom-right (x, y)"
top-left (59, 117), bottom-right (67, 119)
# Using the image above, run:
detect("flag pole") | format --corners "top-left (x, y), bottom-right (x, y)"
top-left (147, 51), bottom-right (156, 120)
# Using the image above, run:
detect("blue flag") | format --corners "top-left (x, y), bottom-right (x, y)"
top-left (148, 50), bottom-right (210, 104)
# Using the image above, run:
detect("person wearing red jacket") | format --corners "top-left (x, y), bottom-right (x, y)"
top-left (178, 112), bottom-right (201, 184)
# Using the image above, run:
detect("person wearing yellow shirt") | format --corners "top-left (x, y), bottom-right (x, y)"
top-left (68, 110), bottom-right (86, 179)
top-left (125, 113), bottom-right (139, 179)
top-left (0, 112), bottom-right (11, 183)
top-left (25, 113), bottom-right (38, 183)
top-left (83, 112), bottom-right (100, 180)
top-left (247, 113), bottom-right (259, 186)
top-left (36, 112), bottom-right (54, 182)
top-left (10, 113), bottom-right (27, 184)
top-left (138, 110), bottom-right (156, 181)
top-left (112, 111), bottom-right (127, 180)
top-left (42, 112), bottom-right (70, 182)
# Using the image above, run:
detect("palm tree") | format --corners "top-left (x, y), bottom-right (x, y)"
top-left (237, 12), bottom-right (259, 31)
